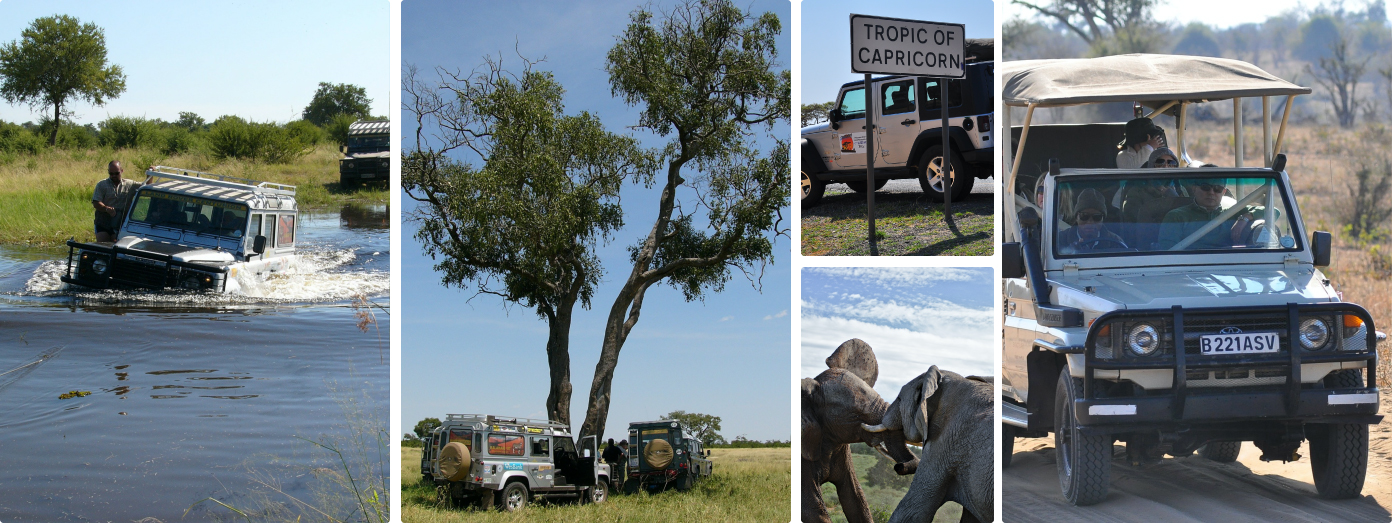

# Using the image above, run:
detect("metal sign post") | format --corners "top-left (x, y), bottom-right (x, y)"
top-left (849, 14), bottom-right (964, 255)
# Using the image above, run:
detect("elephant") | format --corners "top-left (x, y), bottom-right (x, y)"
top-left (802, 339), bottom-right (921, 523)
top-left (865, 366), bottom-right (995, 523)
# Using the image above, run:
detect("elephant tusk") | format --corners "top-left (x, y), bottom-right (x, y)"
top-left (862, 423), bottom-right (887, 433)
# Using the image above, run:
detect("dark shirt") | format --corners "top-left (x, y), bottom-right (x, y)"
top-left (602, 443), bottom-right (623, 464)
top-left (1057, 224), bottom-right (1127, 253)
top-left (1157, 203), bottom-right (1249, 250)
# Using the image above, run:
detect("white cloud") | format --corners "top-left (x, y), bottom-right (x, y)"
top-left (720, 316), bottom-right (734, 322)
top-left (804, 267), bottom-right (983, 288)
top-left (764, 309), bottom-right (788, 320)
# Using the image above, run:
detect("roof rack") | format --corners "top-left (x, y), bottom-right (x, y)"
top-left (445, 413), bottom-right (569, 429)
top-left (146, 166), bottom-right (296, 197)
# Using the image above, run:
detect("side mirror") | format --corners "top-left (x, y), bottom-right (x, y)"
top-left (1002, 242), bottom-right (1025, 278)
top-left (583, 449), bottom-right (591, 458)
top-left (829, 108), bottom-right (841, 123)
top-left (339, 145), bottom-right (347, 154)
top-left (705, 450), bottom-right (711, 457)
top-left (1312, 231), bottom-right (1331, 267)
top-left (253, 235), bottom-right (267, 254)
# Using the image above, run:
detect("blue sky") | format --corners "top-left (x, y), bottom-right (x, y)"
top-left (801, 0), bottom-right (995, 107)
top-left (400, 0), bottom-right (792, 443)
top-left (801, 267), bottom-right (994, 400)
top-left (0, 1), bottom-right (389, 125)
top-left (1005, 0), bottom-right (1312, 29)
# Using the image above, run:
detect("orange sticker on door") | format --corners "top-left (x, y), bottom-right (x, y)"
top-left (840, 133), bottom-right (866, 153)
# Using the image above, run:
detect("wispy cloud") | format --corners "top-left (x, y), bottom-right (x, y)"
top-left (804, 267), bottom-right (984, 288)
top-left (764, 309), bottom-right (789, 320)
top-left (720, 316), bottom-right (734, 322)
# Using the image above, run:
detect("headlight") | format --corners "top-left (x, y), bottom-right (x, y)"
top-left (1127, 323), bottom-right (1161, 356)
top-left (91, 258), bottom-right (109, 275)
top-left (1299, 318), bottom-right (1330, 350)
top-left (1094, 324), bottom-right (1114, 358)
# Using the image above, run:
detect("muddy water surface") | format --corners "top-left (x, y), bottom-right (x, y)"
top-left (0, 205), bottom-right (389, 522)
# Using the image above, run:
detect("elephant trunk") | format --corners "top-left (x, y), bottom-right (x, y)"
top-left (893, 458), bottom-right (919, 475)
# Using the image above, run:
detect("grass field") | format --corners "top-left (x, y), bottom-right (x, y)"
top-left (801, 185), bottom-right (993, 256)
top-left (0, 144), bottom-right (387, 246)
top-left (819, 445), bottom-right (963, 523)
top-left (400, 447), bottom-right (790, 522)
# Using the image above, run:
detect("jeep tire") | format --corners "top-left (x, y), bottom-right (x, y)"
top-left (1003, 423), bottom-right (1015, 468)
top-left (501, 481), bottom-right (529, 512)
top-left (1198, 441), bottom-right (1242, 463)
top-left (1055, 369), bottom-right (1110, 506)
top-left (623, 478), bottom-right (640, 495)
top-left (845, 178), bottom-right (889, 193)
top-left (676, 471), bottom-right (694, 492)
top-left (589, 479), bottom-right (608, 504)
top-left (801, 171), bottom-right (826, 207)
top-left (917, 145), bottom-right (973, 202)
top-left (1309, 369), bottom-right (1369, 499)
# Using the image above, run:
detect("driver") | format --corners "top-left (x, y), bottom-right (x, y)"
top-left (1059, 188), bottom-right (1127, 252)
top-left (1157, 178), bottom-right (1255, 250)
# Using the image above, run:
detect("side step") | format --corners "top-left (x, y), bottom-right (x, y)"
top-left (1003, 401), bottom-right (1029, 428)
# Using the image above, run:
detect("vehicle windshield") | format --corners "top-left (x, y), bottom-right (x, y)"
top-left (129, 191), bottom-right (249, 238)
top-left (1051, 173), bottom-right (1300, 257)
top-left (347, 134), bottom-right (389, 152)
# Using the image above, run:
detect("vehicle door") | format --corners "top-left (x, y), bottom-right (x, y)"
top-left (828, 85), bottom-right (869, 170)
top-left (876, 78), bottom-right (920, 166)
top-left (526, 435), bottom-right (558, 488)
top-left (553, 436), bottom-right (596, 487)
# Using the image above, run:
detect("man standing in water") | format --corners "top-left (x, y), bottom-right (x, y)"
top-left (91, 160), bottom-right (141, 242)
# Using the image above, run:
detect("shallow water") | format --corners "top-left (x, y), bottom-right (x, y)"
top-left (0, 204), bottom-right (390, 522)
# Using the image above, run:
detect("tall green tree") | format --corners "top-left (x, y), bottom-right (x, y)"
top-left (403, 59), bottom-right (650, 425)
top-left (0, 15), bottom-right (126, 146)
top-left (663, 410), bottom-right (726, 447)
top-left (1013, 0), bottom-right (1164, 55)
top-left (302, 82), bottom-right (372, 126)
top-left (579, 0), bottom-right (790, 441)
top-left (413, 417), bottom-right (442, 439)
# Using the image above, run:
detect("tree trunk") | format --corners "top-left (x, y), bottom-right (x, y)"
top-left (49, 102), bottom-right (60, 147)
top-left (544, 301), bottom-right (575, 425)
top-left (578, 281), bottom-right (647, 441)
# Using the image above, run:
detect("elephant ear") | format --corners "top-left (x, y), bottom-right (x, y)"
top-left (825, 338), bottom-right (878, 387)
top-left (901, 366), bottom-right (942, 445)
top-left (801, 378), bottom-right (822, 461)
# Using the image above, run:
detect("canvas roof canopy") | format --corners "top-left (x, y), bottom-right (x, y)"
top-left (1002, 54), bottom-right (1310, 107)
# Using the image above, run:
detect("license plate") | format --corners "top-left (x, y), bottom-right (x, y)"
top-left (361, 173), bottom-right (375, 178)
top-left (1199, 332), bottom-right (1279, 355)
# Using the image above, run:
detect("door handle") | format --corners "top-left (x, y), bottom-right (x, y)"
top-left (901, 119), bottom-right (916, 125)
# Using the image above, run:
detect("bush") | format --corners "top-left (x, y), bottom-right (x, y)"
top-left (0, 121), bottom-right (44, 154)
top-left (160, 126), bottom-right (199, 156)
top-left (98, 116), bottom-right (164, 149)
top-left (286, 119), bottom-right (324, 146)
top-left (56, 123), bottom-right (99, 150)
top-left (325, 113), bottom-right (358, 146)
top-left (206, 117), bottom-right (312, 163)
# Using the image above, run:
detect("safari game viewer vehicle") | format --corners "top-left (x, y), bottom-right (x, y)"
top-left (338, 119), bottom-right (389, 186)
top-left (800, 39), bottom-right (993, 207)
top-left (63, 166), bottom-right (299, 293)
top-left (1000, 54), bottom-right (1383, 505)
top-left (423, 414), bottom-right (610, 511)
top-left (626, 419), bottom-right (712, 493)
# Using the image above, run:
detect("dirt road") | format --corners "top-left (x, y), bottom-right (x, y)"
top-left (1004, 397), bottom-right (1392, 522)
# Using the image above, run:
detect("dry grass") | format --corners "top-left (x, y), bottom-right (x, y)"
top-left (0, 144), bottom-right (386, 246)
top-left (400, 447), bottom-right (790, 522)
top-left (1186, 121), bottom-right (1392, 386)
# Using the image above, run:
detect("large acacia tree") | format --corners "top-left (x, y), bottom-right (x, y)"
top-left (0, 15), bottom-right (126, 146)
top-left (403, 58), bottom-right (649, 425)
top-left (578, 0), bottom-right (790, 441)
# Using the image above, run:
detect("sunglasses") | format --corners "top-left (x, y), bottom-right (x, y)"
top-left (1154, 158), bottom-right (1178, 166)
top-left (1194, 184), bottom-right (1225, 193)
top-left (1076, 212), bottom-right (1105, 223)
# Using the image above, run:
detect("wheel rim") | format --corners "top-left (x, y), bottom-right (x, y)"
top-left (801, 172), bottom-right (812, 198)
top-left (507, 489), bottom-right (523, 509)
top-left (594, 483), bottom-right (606, 502)
top-left (926, 157), bottom-right (954, 192)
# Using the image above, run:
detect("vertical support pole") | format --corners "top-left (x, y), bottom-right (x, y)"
top-left (1004, 104), bottom-right (1014, 239)
top-left (942, 78), bottom-right (951, 217)
top-left (1262, 96), bottom-right (1272, 167)
top-left (1177, 102), bottom-right (1188, 165)
top-left (1234, 98), bottom-right (1244, 167)
top-left (865, 74), bottom-right (877, 256)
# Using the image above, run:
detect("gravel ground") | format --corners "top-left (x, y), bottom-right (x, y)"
top-left (800, 177), bottom-right (995, 256)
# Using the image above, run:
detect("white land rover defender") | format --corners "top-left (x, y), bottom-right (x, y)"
top-left (63, 166), bottom-right (299, 293)
top-left (800, 39), bottom-right (993, 206)
top-left (1000, 54), bottom-right (1383, 505)
top-left (422, 414), bottom-right (611, 511)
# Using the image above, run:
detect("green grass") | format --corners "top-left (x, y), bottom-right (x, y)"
top-left (801, 187), bottom-right (993, 256)
top-left (822, 446), bottom-right (962, 523)
top-left (400, 447), bottom-right (790, 522)
top-left (0, 144), bottom-right (387, 246)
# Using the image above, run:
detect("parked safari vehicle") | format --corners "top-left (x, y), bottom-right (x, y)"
top-left (63, 166), bottom-right (299, 293)
top-left (424, 414), bottom-right (610, 511)
top-left (339, 119), bottom-right (389, 186)
top-left (999, 54), bottom-right (1383, 505)
top-left (625, 419), bottom-right (712, 493)
top-left (800, 39), bottom-right (993, 206)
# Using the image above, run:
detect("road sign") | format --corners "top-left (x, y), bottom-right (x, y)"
top-left (849, 15), bottom-right (964, 78)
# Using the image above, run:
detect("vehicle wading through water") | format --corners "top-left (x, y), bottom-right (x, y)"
top-left (1000, 54), bottom-right (1384, 505)
top-left (63, 166), bottom-right (300, 293)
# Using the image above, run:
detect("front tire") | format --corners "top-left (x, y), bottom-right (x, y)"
top-left (1309, 369), bottom-right (1369, 499)
top-left (1198, 441), bottom-right (1242, 463)
top-left (917, 145), bottom-right (973, 202)
top-left (590, 479), bottom-right (608, 504)
top-left (1055, 369), bottom-right (1111, 506)
top-left (801, 171), bottom-right (826, 207)
top-left (500, 481), bottom-right (529, 512)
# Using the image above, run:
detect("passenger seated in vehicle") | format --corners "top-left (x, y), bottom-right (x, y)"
top-left (1157, 179), bottom-right (1258, 250)
top-left (1116, 117), bottom-right (1164, 169)
top-left (1058, 188), bottom-right (1129, 253)
top-left (883, 87), bottom-right (913, 115)
top-left (1146, 147), bottom-right (1179, 168)
top-left (218, 212), bottom-right (244, 237)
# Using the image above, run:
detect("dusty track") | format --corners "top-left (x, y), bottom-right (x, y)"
top-left (1004, 397), bottom-right (1392, 522)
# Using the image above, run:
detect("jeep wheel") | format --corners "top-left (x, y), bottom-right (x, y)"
top-left (623, 478), bottom-right (640, 495)
top-left (590, 479), bottom-right (608, 504)
top-left (1198, 441), bottom-right (1241, 463)
top-left (501, 481), bottom-right (529, 512)
top-left (844, 179), bottom-right (888, 193)
top-left (676, 472), bottom-right (693, 492)
top-left (917, 145), bottom-right (973, 202)
top-left (1310, 370), bottom-right (1369, 499)
top-left (1003, 423), bottom-right (1015, 468)
top-left (1055, 369), bottom-right (1110, 506)
top-left (801, 171), bottom-right (826, 207)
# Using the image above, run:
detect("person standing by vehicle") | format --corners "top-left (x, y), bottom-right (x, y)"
top-left (1116, 117), bottom-right (1165, 169)
top-left (92, 161), bottom-right (141, 242)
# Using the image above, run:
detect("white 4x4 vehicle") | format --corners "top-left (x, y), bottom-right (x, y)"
top-left (800, 40), bottom-right (993, 206)
top-left (1000, 54), bottom-right (1382, 505)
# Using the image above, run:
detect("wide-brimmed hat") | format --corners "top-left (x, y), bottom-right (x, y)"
top-left (1121, 117), bottom-right (1162, 148)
